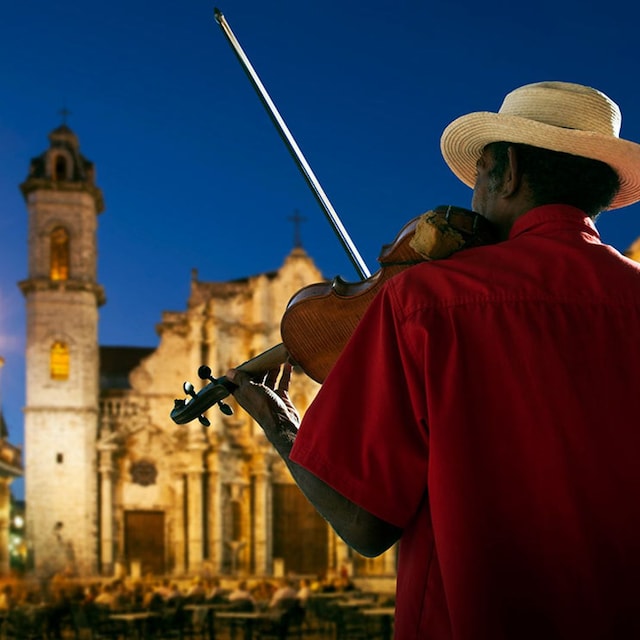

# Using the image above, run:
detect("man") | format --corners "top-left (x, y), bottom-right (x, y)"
top-left (227, 82), bottom-right (640, 638)
top-left (268, 578), bottom-right (299, 609)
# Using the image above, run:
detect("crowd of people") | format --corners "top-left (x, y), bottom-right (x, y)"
top-left (0, 567), bottom-right (364, 637)
top-left (73, 572), bottom-right (350, 612)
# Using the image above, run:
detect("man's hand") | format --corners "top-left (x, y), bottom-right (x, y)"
top-left (226, 363), bottom-right (300, 448)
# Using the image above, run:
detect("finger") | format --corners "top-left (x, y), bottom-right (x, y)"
top-left (277, 363), bottom-right (292, 392)
top-left (264, 367), bottom-right (280, 389)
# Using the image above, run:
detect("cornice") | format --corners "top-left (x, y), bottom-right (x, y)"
top-left (18, 277), bottom-right (106, 306)
top-left (20, 178), bottom-right (105, 214)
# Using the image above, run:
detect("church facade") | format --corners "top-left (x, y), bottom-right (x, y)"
top-left (19, 124), bottom-right (397, 582)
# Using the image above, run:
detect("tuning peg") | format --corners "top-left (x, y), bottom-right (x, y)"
top-left (218, 401), bottom-right (233, 416)
top-left (183, 381), bottom-right (196, 397)
top-left (182, 381), bottom-right (211, 427)
top-left (197, 366), bottom-right (234, 416)
top-left (198, 365), bottom-right (215, 382)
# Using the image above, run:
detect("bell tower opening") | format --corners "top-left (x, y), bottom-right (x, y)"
top-left (53, 155), bottom-right (68, 181)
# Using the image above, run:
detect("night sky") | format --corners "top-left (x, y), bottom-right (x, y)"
top-left (2, 0), bottom-right (640, 498)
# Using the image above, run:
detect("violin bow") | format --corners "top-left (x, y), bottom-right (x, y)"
top-left (213, 8), bottom-right (371, 279)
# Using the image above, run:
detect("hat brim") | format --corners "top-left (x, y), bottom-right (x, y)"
top-left (440, 112), bottom-right (640, 210)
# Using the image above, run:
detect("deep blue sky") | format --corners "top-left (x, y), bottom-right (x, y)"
top-left (2, 1), bottom-right (640, 499)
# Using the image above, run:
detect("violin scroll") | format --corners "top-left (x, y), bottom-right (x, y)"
top-left (171, 344), bottom-right (290, 425)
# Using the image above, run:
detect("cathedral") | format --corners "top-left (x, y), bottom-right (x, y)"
top-left (18, 123), bottom-right (397, 584)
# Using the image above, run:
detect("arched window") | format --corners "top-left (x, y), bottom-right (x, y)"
top-left (50, 341), bottom-right (70, 380)
top-left (50, 227), bottom-right (69, 281)
top-left (53, 155), bottom-right (67, 181)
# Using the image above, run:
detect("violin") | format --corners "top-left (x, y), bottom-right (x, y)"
top-left (170, 204), bottom-right (498, 426)
top-left (170, 11), bottom-right (499, 426)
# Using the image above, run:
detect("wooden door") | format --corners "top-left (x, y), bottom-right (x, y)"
top-left (272, 484), bottom-right (327, 575)
top-left (124, 510), bottom-right (165, 575)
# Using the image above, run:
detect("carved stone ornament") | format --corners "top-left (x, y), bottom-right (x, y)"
top-left (129, 459), bottom-right (158, 486)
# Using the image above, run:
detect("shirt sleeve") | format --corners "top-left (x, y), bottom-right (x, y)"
top-left (289, 280), bottom-right (430, 528)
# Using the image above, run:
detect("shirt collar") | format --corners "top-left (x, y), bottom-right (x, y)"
top-left (508, 204), bottom-right (600, 242)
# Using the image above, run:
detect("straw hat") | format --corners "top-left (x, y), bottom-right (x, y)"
top-left (440, 81), bottom-right (640, 209)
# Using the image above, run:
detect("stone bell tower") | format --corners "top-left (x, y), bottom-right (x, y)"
top-left (19, 123), bottom-right (105, 576)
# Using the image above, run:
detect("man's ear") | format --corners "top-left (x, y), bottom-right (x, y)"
top-left (499, 146), bottom-right (522, 197)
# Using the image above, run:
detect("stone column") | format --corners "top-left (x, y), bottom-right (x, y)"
top-left (173, 473), bottom-right (186, 575)
top-left (251, 453), bottom-right (272, 575)
top-left (327, 527), bottom-right (337, 573)
top-left (383, 545), bottom-right (397, 575)
top-left (187, 465), bottom-right (204, 573)
top-left (335, 537), bottom-right (351, 574)
top-left (0, 478), bottom-right (11, 575)
top-left (98, 445), bottom-right (117, 575)
top-left (206, 448), bottom-right (223, 574)
top-left (186, 433), bottom-right (208, 573)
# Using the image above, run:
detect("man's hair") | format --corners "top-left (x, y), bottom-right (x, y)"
top-left (486, 141), bottom-right (621, 218)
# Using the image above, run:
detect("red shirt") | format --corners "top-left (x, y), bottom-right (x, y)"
top-left (290, 205), bottom-right (640, 639)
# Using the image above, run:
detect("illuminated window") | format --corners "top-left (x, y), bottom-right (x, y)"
top-left (50, 227), bottom-right (69, 281)
top-left (50, 341), bottom-right (70, 380)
